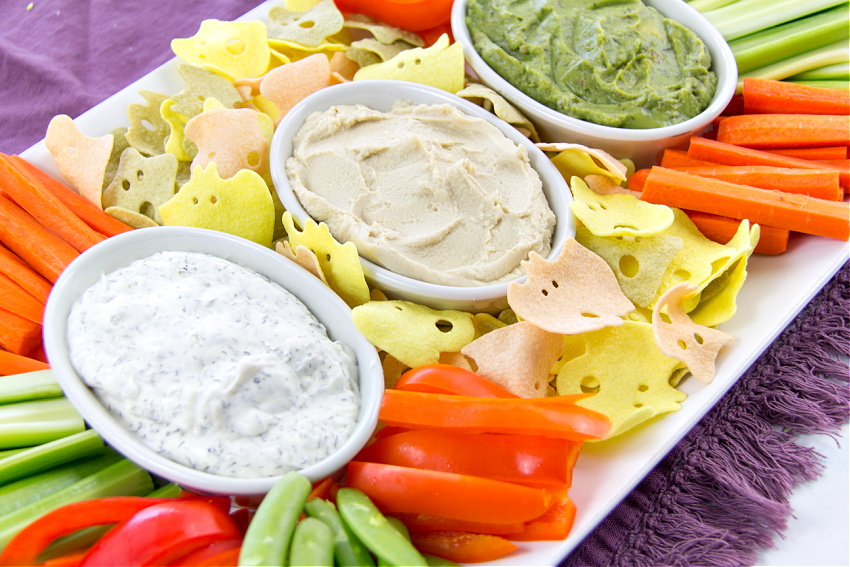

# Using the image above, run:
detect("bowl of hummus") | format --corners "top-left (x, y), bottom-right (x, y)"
top-left (42, 226), bottom-right (384, 498)
top-left (452, 0), bottom-right (738, 169)
top-left (269, 79), bottom-right (573, 314)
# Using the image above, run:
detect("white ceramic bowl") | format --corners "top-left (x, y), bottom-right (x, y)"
top-left (42, 226), bottom-right (383, 498)
top-left (451, 0), bottom-right (738, 169)
top-left (268, 79), bottom-right (574, 314)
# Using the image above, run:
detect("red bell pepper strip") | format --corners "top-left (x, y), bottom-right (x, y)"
top-left (510, 493), bottom-right (577, 541)
top-left (409, 530), bottom-right (518, 564)
top-left (42, 550), bottom-right (89, 567)
top-left (308, 477), bottom-right (335, 501)
top-left (332, 0), bottom-right (453, 32)
top-left (168, 539), bottom-right (242, 566)
top-left (355, 429), bottom-right (580, 489)
top-left (379, 389), bottom-right (611, 441)
top-left (346, 461), bottom-right (553, 525)
top-left (390, 513), bottom-right (525, 536)
top-left (0, 497), bottom-right (182, 566)
top-left (80, 500), bottom-right (241, 566)
top-left (229, 507), bottom-right (254, 537)
top-left (394, 364), bottom-right (517, 398)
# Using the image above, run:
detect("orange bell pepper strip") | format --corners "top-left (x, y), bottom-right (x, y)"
top-left (390, 513), bottom-right (525, 536)
top-left (409, 531), bottom-right (518, 564)
top-left (355, 429), bottom-right (581, 489)
top-left (346, 461), bottom-right (553, 525)
top-left (332, 0), bottom-right (453, 32)
top-left (379, 390), bottom-right (611, 441)
top-left (394, 364), bottom-right (517, 398)
top-left (510, 493), bottom-right (577, 541)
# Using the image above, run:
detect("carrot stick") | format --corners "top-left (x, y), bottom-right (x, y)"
top-left (663, 165), bottom-right (842, 201)
top-left (813, 159), bottom-right (850, 186)
top-left (0, 273), bottom-right (44, 324)
top-left (0, 243), bottom-right (52, 304)
top-left (687, 137), bottom-right (850, 186)
top-left (0, 308), bottom-right (42, 356)
top-left (742, 77), bottom-right (850, 116)
top-left (768, 146), bottom-right (848, 160)
top-left (684, 210), bottom-right (790, 255)
top-left (0, 349), bottom-right (50, 376)
top-left (716, 114), bottom-right (850, 149)
top-left (640, 167), bottom-right (850, 241)
top-left (0, 155), bottom-right (105, 252)
top-left (628, 168), bottom-right (651, 192)
top-left (659, 149), bottom-right (717, 168)
top-left (6, 155), bottom-right (133, 238)
top-left (0, 194), bottom-right (79, 283)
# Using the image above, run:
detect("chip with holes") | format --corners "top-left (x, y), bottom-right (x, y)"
top-left (556, 320), bottom-right (686, 438)
top-left (472, 312), bottom-right (507, 340)
top-left (102, 148), bottom-right (178, 225)
top-left (343, 14), bottom-right (424, 47)
top-left (575, 226), bottom-right (684, 308)
top-left (184, 106), bottom-right (271, 182)
top-left (260, 53), bottom-right (333, 124)
top-left (462, 321), bottom-right (564, 398)
top-left (456, 83), bottom-right (538, 142)
top-left (171, 19), bottom-right (271, 80)
top-left (347, 38), bottom-right (413, 65)
top-left (158, 162), bottom-right (274, 247)
top-left (267, 0), bottom-right (344, 47)
top-left (537, 143), bottom-right (628, 183)
top-left (653, 283), bottom-right (734, 384)
top-left (282, 212), bottom-right (370, 308)
top-left (274, 240), bottom-right (328, 284)
top-left (125, 90), bottom-right (170, 157)
top-left (352, 300), bottom-right (475, 368)
top-left (507, 238), bottom-right (634, 335)
top-left (172, 64), bottom-right (244, 118)
top-left (353, 34), bottom-right (464, 93)
top-left (103, 127), bottom-right (130, 189)
top-left (160, 98), bottom-right (196, 162)
top-left (44, 114), bottom-right (113, 209)
top-left (105, 206), bottom-right (159, 229)
top-left (569, 177), bottom-right (673, 237)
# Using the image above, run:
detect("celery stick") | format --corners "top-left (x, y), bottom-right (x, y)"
top-left (728, 5), bottom-right (850, 74)
top-left (0, 449), bottom-right (26, 460)
top-left (0, 449), bottom-right (121, 517)
top-left (703, 0), bottom-right (847, 41)
top-left (146, 482), bottom-right (184, 498)
top-left (0, 457), bottom-right (154, 550)
top-left (0, 429), bottom-right (104, 486)
top-left (0, 370), bottom-right (62, 405)
top-left (0, 419), bottom-right (86, 449)
top-left (736, 41), bottom-right (850, 93)
top-left (689, 0), bottom-right (739, 13)
top-left (0, 398), bottom-right (80, 424)
top-left (788, 62), bottom-right (850, 81)
top-left (788, 79), bottom-right (850, 89)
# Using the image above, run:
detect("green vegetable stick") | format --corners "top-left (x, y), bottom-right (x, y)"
top-left (336, 488), bottom-right (428, 567)
top-left (736, 41), bottom-right (850, 93)
top-left (288, 516), bottom-right (335, 567)
top-left (305, 497), bottom-right (376, 567)
top-left (238, 470), bottom-right (312, 567)
top-left (0, 370), bottom-right (62, 405)
top-left (0, 429), bottom-right (103, 486)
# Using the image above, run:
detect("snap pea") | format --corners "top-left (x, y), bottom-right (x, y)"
top-left (336, 488), bottom-right (428, 567)
top-left (304, 497), bottom-right (375, 567)
top-left (288, 516), bottom-right (334, 567)
top-left (238, 471), bottom-right (312, 567)
top-left (382, 513), bottom-right (459, 567)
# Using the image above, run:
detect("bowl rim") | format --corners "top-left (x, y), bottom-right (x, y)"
top-left (42, 226), bottom-right (383, 497)
top-left (450, 0), bottom-right (739, 141)
top-left (268, 79), bottom-right (574, 305)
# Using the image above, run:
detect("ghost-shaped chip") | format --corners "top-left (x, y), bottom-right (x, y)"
top-left (569, 176), bottom-right (674, 237)
top-left (171, 19), bottom-right (271, 80)
top-left (44, 115), bottom-right (113, 209)
top-left (352, 300), bottom-right (475, 369)
top-left (260, 53), bottom-right (333, 124)
top-left (267, 0), bottom-right (344, 48)
top-left (507, 238), bottom-right (634, 335)
top-left (125, 91), bottom-right (170, 157)
top-left (652, 283), bottom-right (734, 384)
top-left (275, 240), bottom-right (328, 285)
top-left (184, 106), bottom-right (270, 182)
top-left (102, 148), bottom-right (178, 225)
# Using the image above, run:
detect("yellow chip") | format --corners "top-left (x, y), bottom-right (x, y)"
top-left (556, 320), bottom-right (686, 438)
top-left (259, 53), bottom-right (333, 124)
top-left (104, 206), bottom-right (160, 229)
top-left (267, 0), bottom-right (344, 48)
top-left (102, 148), bottom-right (178, 225)
top-left (184, 107), bottom-right (270, 182)
top-left (456, 83), bottom-right (539, 142)
top-left (125, 90), bottom-right (170, 157)
top-left (351, 300), bottom-right (475, 368)
top-left (158, 162), bottom-right (274, 247)
top-left (44, 114), bottom-right (113, 210)
top-left (274, 241), bottom-right (328, 284)
top-left (653, 283), bottom-right (734, 384)
top-left (353, 34), bottom-right (464, 94)
top-left (507, 238), bottom-right (634, 335)
top-left (471, 312), bottom-right (507, 340)
top-left (576, 226), bottom-right (684, 308)
top-left (538, 143), bottom-right (628, 183)
top-left (569, 177), bottom-right (674, 237)
top-left (462, 321), bottom-right (564, 399)
top-left (160, 98), bottom-right (195, 162)
top-left (282, 212), bottom-right (370, 308)
top-left (171, 19), bottom-right (271, 80)
top-left (343, 15), bottom-right (424, 47)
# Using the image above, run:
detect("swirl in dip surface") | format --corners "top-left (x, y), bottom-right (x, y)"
top-left (285, 101), bottom-right (556, 287)
top-left (66, 250), bottom-right (360, 479)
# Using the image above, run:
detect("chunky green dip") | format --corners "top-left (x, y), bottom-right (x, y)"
top-left (466, 0), bottom-right (718, 129)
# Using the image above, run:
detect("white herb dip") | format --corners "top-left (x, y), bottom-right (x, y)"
top-left (66, 250), bottom-right (360, 479)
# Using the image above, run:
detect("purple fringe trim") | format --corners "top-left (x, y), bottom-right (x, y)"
top-left (563, 261), bottom-right (850, 567)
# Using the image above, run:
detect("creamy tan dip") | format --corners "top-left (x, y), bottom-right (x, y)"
top-left (285, 101), bottom-right (556, 287)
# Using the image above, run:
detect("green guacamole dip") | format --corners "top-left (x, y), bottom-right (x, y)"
top-left (466, 0), bottom-right (718, 129)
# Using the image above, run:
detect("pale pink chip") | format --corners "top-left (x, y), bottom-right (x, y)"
top-left (259, 53), bottom-right (333, 125)
top-left (585, 174), bottom-right (641, 198)
top-left (507, 238), bottom-right (635, 335)
top-left (45, 115), bottom-right (113, 209)
top-left (461, 321), bottom-right (564, 398)
top-left (652, 283), bottom-right (734, 384)
top-left (184, 107), bottom-right (269, 181)
top-left (275, 241), bottom-right (328, 284)
top-left (329, 51), bottom-right (360, 84)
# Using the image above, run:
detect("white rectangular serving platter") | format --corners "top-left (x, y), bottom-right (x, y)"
top-left (17, 2), bottom-right (850, 565)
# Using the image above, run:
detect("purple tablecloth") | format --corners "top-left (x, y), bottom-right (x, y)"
top-left (2, 2), bottom-right (848, 565)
